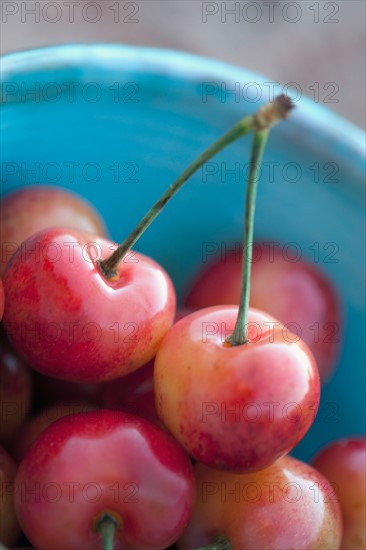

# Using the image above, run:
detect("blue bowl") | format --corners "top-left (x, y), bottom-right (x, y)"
top-left (1, 44), bottom-right (365, 461)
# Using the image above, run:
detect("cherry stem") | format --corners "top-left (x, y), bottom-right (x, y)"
top-left (226, 95), bottom-right (294, 346)
top-left (95, 513), bottom-right (118, 550)
top-left (225, 129), bottom-right (269, 345)
top-left (99, 94), bottom-right (292, 279)
top-left (193, 535), bottom-right (233, 550)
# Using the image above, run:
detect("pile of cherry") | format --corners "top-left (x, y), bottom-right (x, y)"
top-left (0, 103), bottom-right (365, 550)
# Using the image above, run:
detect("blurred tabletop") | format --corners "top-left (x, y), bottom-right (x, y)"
top-left (0, 0), bottom-right (365, 129)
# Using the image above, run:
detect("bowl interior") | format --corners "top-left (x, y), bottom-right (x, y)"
top-left (1, 44), bottom-right (365, 461)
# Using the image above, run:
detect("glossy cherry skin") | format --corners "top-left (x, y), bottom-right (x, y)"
top-left (178, 455), bottom-right (342, 550)
top-left (0, 185), bottom-right (107, 275)
top-left (3, 227), bottom-right (176, 382)
top-left (0, 334), bottom-right (32, 445)
top-left (185, 243), bottom-right (341, 382)
top-left (313, 437), bottom-right (366, 549)
top-left (14, 409), bottom-right (196, 550)
top-left (13, 401), bottom-right (98, 463)
top-left (155, 306), bottom-right (320, 473)
top-left (0, 445), bottom-right (21, 546)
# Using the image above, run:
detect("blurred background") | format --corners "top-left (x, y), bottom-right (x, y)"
top-left (1, 0), bottom-right (365, 129)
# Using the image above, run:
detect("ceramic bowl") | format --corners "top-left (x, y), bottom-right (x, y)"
top-left (1, 44), bottom-right (365, 461)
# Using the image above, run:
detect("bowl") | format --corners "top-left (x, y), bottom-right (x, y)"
top-left (1, 44), bottom-right (365, 462)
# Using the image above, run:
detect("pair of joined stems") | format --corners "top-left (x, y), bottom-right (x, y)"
top-left (98, 95), bottom-right (294, 351)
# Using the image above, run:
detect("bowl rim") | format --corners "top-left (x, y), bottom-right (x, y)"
top-left (1, 43), bottom-right (365, 177)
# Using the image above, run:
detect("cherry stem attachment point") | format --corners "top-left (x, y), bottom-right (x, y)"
top-left (95, 513), bottom-right (119, 550)
top-left (98, 94), bottom-right (293, 280)
top-left (194, 535), bottom-right (233, 550)
top-left (226, 95), bottom-right (294, 346)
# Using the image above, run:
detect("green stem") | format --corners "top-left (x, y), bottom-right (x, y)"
top-left (95, 514), bottom-right (117, 550)
top-left (226, 129), bottom-right (269, 346)
top-left (226, 95), bottom-right (294, 346)
top-left (99, 94), bottom-right (294, 279)
top-left (193, 535), bottom-right (233, 550)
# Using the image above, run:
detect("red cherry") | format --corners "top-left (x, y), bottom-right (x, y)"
top-left (2, 227), bottom-right (176, 382)
top-left (155, 306), bottom-right (320, 472)
top-left (0, 334), bottom-right (32, 445)
top-left (0, 444), bottom-right (21, 546)
top-left (178, 455), bottom-right (342, 549)
top-left (0, 185), bottom-right (107, 275)
top-left (14, 409), bottom-right (196, 550)
top-left (185, 243), bottom-right (341, 382)
top-left (313, 437), bottom-right (366, 549)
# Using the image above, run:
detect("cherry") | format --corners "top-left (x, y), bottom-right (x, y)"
top-left (178, 455), bottom-right (342, 550)
top-left (0, 444), bottom-right (21, 546)
top-left (185, 242), bottom-right (341, 382)
top-left (312, 437), bottom-right (366, 549)
top-left (0, 185), bottom-right (107, 275)
top-left (155, 306), bottom-right (319, 472)
top-left (12, 401), bottom-right (98, 463)
top-left (14, 409), bottom-right (196, 550)
top-left (155, 97), bottom-right (319, 472)
top-left (2, 227), bottom-right (176, 382)
top-left (0, 333), bottom-right (32, 446)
